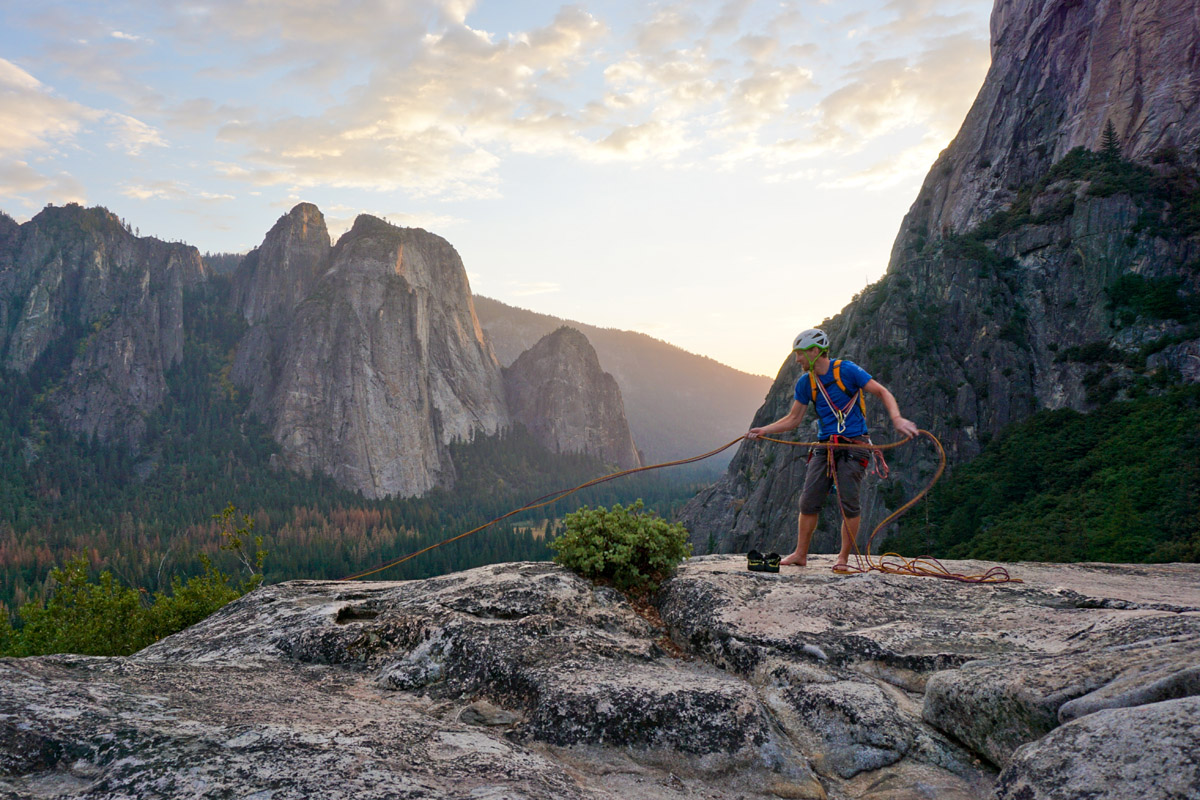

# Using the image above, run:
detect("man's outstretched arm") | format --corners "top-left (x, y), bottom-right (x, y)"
top-left (748, 400), bottom-right (808, 439)
top-left (863, 379), bottom-right (919, 439)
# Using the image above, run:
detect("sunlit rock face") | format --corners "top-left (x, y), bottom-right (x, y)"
top-left (907, 0), bottom-right (1200, 240)
top-left (232, 209), bottom-right (509, 499)
top-left (232, 201), bottom-right (330, 326)
top-left (2, 557), bottom-right (1197, 799)
top-left (681, 0), bottom-right (1200, 557)
top-left (0, 204), bottom-right (204, 448)
top-left (504, 326), bottom-right (642, 470)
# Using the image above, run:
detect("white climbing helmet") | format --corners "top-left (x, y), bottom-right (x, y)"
top-left (792, 328), bottom-right (829, 352)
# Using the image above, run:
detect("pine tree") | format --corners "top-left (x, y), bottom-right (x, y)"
top-left (1100, 120), bottom-right (1122, 162)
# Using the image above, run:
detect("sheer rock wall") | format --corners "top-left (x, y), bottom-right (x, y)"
top-left (0, 205), bottom-right (204, 448)
top-left (232, 211), bottom-right (510, 499)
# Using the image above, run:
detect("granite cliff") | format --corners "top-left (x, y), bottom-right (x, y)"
top-left (0, 205), bottom-right (204, 448)
top-left (504, 326), bottom-right (641, 470)
top-left (681, 0), bottom-right (1200, 556)
top-left (0, 201), bottom-right (651, 502)
top-left (475, 296), bottom-right (772, 464)
top-left (232, 210), bottom-right (510, 499)
top-left (2, 557), bottom-right (1196, 799)
top-left (232, 202), bottom-right (329, 326)
top-left (912, 0), bottom-right (1200, 237)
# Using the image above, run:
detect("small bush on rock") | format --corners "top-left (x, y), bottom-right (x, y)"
top-left (0, 504), bottom-right (266, 657)
top-left (550, 500), bottom-right (691, 593)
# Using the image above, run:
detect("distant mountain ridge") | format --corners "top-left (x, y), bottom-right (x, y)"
top-left (0, 202), bottom-right (698, 501)
top-left (474, 296), bottom-right (771, 465)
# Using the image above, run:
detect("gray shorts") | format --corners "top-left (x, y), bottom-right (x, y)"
top-left (798, 440), bottom-right (870, 517)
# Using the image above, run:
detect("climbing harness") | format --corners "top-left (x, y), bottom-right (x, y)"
top-left (339, 429), bottom-right (1018, 585)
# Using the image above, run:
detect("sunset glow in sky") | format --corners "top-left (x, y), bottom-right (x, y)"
top-left (0, 0), bottom-right (992, 377)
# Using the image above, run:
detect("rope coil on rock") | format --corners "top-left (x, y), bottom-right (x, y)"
top-left (340, 430), bottom-right (1019, 584)
top-left (756, 432), bottom-right (1019, 584)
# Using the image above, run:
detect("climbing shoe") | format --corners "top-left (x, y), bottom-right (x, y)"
top-left (747, 550), bottom-right (766, 571)
top-left (764, 552), bottom-right (781, 573)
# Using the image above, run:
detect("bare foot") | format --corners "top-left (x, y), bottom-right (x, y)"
top-left (779, 553), bottom-right (807, 566)
top-left (831, 562), bottom-right (850, 572)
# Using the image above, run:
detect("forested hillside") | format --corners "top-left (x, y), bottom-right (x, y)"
top-left (885, 385), bottom-right (1199, 562)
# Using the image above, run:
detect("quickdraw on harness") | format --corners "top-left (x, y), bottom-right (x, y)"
top-left (809, 361), bottom-right (888, 479)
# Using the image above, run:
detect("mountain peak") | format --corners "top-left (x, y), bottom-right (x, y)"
top-left (504, 327), bottom-right (640, 470)
top-left (233, 203), bottom-right (331, 325)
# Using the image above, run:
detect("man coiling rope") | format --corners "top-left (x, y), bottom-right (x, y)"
top-left (748, 328), bottom-right (1016, 584)
top-left (748, 328), bottom-right (918, 571)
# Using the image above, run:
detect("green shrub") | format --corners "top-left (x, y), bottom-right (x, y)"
top-left (550, 500), bottom-right (691, 593)
top-left (7, 559), bottom-right (147, 657)
top-left (1, 504), bottom-right (266, 657)
top-left (1106, 274), bottom-right (1192, 323)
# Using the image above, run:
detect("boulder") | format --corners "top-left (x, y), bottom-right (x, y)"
top-left (2, 557), bottom-right (1198, 799)
top-left (994, 696), bottom-right (1200, 800)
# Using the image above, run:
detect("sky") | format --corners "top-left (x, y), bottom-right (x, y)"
top-left (0, 0), bottom-right (993, 378)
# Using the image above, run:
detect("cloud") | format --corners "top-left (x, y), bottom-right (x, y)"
top-left (6, 0), bottom-right (990, 204)
top-left (198, 5), bottom-right (613, 195)
top-left (877, 0), bottom-right (979, 37)
top-left (819, 136), bottom-right (945, 189)
top-left (783, 30), bottom-right (987, 162)
top-left (634, 6), bottom-right (703, 52)
top-left (0, 160), bottom-right (87, 207)
top-left (107, 112), bottom-right (167, 155)
top-left (0, 57), bottom-right (167, 177)
top-left (37, 28), bottom-right (164, 111)
top-left (0, 58), bottom-right (91, 155)
top-left (710, 0), bottom-right (754, 36)
top-left (121, 179), bottom-right (234, 202)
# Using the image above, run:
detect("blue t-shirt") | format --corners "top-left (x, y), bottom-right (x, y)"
top-left (794, 360), bottom-right (873, 439)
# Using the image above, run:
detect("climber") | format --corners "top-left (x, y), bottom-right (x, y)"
top-left (747, 328), bottom-right (919, 570)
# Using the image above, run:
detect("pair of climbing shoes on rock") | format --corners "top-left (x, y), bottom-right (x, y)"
top-left (747, 550), bottom-right (780, 573)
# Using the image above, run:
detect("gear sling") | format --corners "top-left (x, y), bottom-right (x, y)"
top-left (807, 360), bottom-right (887, 478)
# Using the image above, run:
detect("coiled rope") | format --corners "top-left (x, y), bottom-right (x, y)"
top-left (757, 432), bottom-right (1019, 583)
top-left (339, 430), bottom-right (1018, 584)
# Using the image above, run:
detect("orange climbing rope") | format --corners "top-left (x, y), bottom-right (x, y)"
top-left (339, 430), bottom-right (1019, 584)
